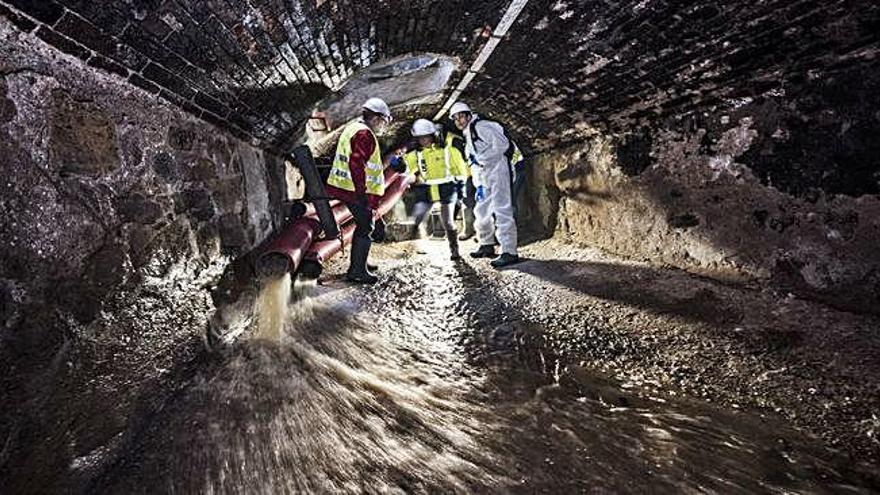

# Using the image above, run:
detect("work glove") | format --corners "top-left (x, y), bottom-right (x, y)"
top-left (389, 155), bottom-right (406, 173)
top-left (475, 185), bottom-right (486, 202)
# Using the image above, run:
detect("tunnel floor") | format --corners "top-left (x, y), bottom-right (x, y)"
top-left (88, 238), bottom-right (880, 493)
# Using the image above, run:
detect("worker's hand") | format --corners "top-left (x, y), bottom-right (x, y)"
top-left (389, 155), bottom-right (406, 173)
top-left (468, 153), bottom-right (479, 167)
top-left (475, 185), bottom-right (486, 202)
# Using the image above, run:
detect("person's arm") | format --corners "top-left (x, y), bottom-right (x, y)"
top-left (449, 146), bottom-right (468, 181)
top-left (403, 151), bottom-right (420, 178)
top-left (348, 129), bottom-right (376, 202)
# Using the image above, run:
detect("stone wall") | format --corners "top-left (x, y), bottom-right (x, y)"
top-left (522, 123), bottom-right (880, 313)
top-left (476, 0), bottom-right (880, 314)
top-left (0, 18), bottom-right (284, 492)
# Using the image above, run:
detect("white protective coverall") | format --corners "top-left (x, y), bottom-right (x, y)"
top-left (464, 114), bottom-right (517, 256)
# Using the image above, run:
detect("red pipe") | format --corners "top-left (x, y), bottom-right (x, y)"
top-left (303, 172), bottom-right (410, 267)
top-left (260, 171), bottom-right (411, 276)
top-left (257, 215), bottom-right (322, 275)
top-left (326, 200), bottom-right (354, 228)
top-left (302, 198), bottom-right (341, 218)
top-left (306, 219), bottom-right (357, 265)
top-left (306, 169), bottom-right (404, 224)
top-left (301, 168), bottom-right (399, 218)
top-left (376, 172), bottom-right (410, 216)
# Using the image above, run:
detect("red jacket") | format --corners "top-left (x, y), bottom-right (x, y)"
top-left (326, 129), bottom-right (382, 209)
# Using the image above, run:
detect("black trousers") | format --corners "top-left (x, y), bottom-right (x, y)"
top-left (345, 200), bottom-right (374, 275)
top-left (346, 201), bottom-right (374, 240)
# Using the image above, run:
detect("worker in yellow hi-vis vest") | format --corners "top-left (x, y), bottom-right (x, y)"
top-left (400, 119), bottom-right (468, 260)
top-left (325, 97), bottom-right (393, 284)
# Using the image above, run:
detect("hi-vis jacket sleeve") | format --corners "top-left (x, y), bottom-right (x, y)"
top-left (403, 151), bottom-right (419, 177)
top-left (448, 146), bottom-right (468, 180)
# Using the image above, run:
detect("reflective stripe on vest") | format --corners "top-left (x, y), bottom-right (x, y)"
top-left (328, 121), bottom-right (385, 196)
top-left (416, 148), bottom-right (454, 185)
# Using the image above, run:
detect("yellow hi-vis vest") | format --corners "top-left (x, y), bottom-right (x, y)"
top-left (446, 133), bottom-right (470, 181)
top-left (511, 142), bottom-right (523, 165)
top-left (328, 121), bottom-right (385, 196)
top-left (404, 135), bottom-right (467, 201)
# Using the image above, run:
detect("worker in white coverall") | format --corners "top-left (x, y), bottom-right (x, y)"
top-left (449, 102), bottom-right (521, 268)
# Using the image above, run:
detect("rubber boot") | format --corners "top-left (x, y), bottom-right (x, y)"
top-left (459, 206), bottom-right (476, 241)
top-left (447, 230), bottom-right (461, 260)
top-left (346, 236), bottom-right (378, 284)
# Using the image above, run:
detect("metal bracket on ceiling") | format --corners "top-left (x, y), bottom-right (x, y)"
top-left (434, 0), bottom-right (530, 120)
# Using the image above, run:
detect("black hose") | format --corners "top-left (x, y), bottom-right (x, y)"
top-left (293, 145), bottom-right (340, 239)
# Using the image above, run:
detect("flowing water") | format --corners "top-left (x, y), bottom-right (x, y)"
top-left (255, 273), bottom-right (292, 341)
top-left (94, 247), bottom-right (880, 494)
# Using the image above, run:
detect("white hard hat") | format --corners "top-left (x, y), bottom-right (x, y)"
top-left (448, 101), bottom-right (471, 119)
top-left (363, 97), bottom-right (393, 121)
top-left (411, 119), bottom-right (436, 137)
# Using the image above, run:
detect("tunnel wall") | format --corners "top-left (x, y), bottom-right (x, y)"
top-left (523, 122), bottom-right (880, 313)
top-left (463, 0), bottom-right (880, 314)
top-left (0, 19), bottom-right (285, 491)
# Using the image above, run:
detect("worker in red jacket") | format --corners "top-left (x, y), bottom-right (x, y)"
top-left (325, 98), bottom-right (394, 284)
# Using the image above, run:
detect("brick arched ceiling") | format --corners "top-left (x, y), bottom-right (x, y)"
top-left (2, 0), bottom-right (879, 195)
top-left (1, 0), bottom-right (509, 150)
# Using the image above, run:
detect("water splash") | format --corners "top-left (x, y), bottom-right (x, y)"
top-left (95, 260), bottom-right (880, 493)
top-left (99, 291), bottom-right (508, 493)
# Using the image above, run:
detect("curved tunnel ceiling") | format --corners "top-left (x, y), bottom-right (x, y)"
top-left (1, 0), bottom-right (511, 151)
top-left (2, 0), bottom-right (879, 183)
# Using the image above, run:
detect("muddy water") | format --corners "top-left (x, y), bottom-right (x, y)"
top-left (95, 243), bottom-right (879, 493)
top-left (255, 273), bottom-right (292, 341)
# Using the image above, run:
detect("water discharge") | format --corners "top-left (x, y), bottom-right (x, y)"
top-left (94, 249), bottom-right (880, 493)
top-left (255, 273), bottom-right (292, 342)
